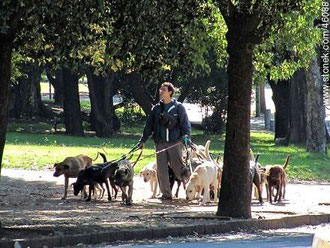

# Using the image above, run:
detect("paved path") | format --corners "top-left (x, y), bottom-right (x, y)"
top-left (1, 168), bottom-right (330, 247)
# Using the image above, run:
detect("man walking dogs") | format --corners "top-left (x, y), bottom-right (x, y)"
top-left (139, 82), bottom-right (191, 201)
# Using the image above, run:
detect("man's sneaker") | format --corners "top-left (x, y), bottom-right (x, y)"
top-left (158, 195), bottom-right (172, 201)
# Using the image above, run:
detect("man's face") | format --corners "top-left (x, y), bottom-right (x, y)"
top-left (159, 86), bottom-right (171, 100)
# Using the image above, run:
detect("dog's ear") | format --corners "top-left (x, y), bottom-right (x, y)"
top-left (53, 163), bottom-right (58, 168)
top-left (63, 164), bottom-right (70, 170)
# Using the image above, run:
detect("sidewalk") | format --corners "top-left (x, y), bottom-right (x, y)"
top-left (1, 168), bottom-right (330, 248)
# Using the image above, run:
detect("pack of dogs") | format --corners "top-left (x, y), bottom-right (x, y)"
top-left (53, 141), bottom-right (290, 206)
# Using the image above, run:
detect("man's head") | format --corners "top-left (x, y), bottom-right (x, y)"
top-left (160, 82), bottom-right (175, 100)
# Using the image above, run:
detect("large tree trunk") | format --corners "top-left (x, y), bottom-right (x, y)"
top-left (217, 24), bottom-right (253, 219)
top-left (0, 38), bottom-right (13, 176)
top-left (86, 68), bottom-right (115, 137)
top-left (126, 72), bottom-right (153, 115)
top-left (46, 68), bottom-right (64, 106)
top-left (269, 80), bottom-right (291, 139)
top-left (289, 69), bottom-right (307, 145)
top-left (305, 58), bottom-right (326, 153)
top-left (10, 64), bottom-right (51, 118)
top-left (62, 67), bottom-right (84, 136)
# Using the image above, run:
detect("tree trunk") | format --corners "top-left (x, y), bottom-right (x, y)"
top-left (10, 64), bottom-right (51, 118)
top-left (177, 77), bottom-right (198, 103)
top-left (305, 58), bottom-right (326, 153)
top-left (217, 26), bottom-right (253, 219)
top-left (62, 67), bottom-right (84, 136)
top-left (255, 84), bottom-right (260, 117)
top-left (86, 68), bottom-right (115, 137)
top-left (126, 72), bottom-right (153, 115)
top-left (46, 68), bottom-right (64, 106)
top-left (269, 80), bottom-right (291, 139)
top-left (260, 84), bottom-right (266, 114)
top-left (0, 38), bottom-right (13, 176)
top-left (289, 69), bottom-right (307, 145)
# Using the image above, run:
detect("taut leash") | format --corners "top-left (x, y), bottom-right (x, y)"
top-left (134, 141), bottom-right (183, 163)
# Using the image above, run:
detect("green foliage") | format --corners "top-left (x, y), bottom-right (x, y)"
top-left (115, 104), bottom-right (146, 127)
top-left (253, 0), bottom-right (322, 83)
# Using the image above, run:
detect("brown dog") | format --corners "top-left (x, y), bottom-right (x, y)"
top-left (265, 155), bottom-right (290, 203)
top-left (53, 154), bottom-right (93, 199)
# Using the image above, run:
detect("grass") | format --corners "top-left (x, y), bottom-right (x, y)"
top-left (2, 125), bottom-right (330, 181)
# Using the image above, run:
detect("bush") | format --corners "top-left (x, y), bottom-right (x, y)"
top-left (116, 103), bottom-right (146, 127)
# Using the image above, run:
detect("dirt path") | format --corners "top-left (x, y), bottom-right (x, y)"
top-left (1, 168), bottom-right (330, 241)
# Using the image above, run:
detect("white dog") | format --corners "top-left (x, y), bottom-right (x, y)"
top-left (186, 161), bottom-right (219, 205)
top-left (140, 162), bottom-right (158, 198)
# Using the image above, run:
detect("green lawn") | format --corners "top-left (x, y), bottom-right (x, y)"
top-left (2, 128), bottom-right (330, 181)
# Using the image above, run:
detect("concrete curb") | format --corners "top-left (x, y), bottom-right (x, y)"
top-left (2, 213), bottom-right (329, 248)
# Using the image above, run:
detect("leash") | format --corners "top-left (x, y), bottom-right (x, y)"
top-left (184, 143), bottom-right (194, 173)
top-left (133, 141), bottom-right (183, 163)
top-left (131, 149), bottom-right (143, 168)
top-left (107, 143), bottom-right (141, 164)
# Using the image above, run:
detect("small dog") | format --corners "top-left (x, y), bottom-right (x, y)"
top-left (53, 154), bottom-right (93, 199)
top-left (72, 161), bottom-right (119, 202)
top-left (250, 155), bottom-right (263, 204)
top-left (265, 155), bottom-right (290, 203)
top-left (140, 162), bottom-right (158, 198)
top-left (113, 160), bottom-right (134, 205)
top-left (186, 161), bottom-right (219, 205)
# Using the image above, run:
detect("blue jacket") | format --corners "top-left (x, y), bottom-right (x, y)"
top-left (140, 100), bottom-right (191, 144)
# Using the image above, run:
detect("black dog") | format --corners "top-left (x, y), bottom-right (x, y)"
top-left (73, 162), bottom-right (119, 202)
top-left (250, 154), bottom-right (263, 204)
top-left (113, 160), bottom-right (134, 205)
top-left (169, 167), bottom-right (182, 198)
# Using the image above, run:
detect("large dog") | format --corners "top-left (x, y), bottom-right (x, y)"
top-left (72, 161), bottom-right (119, 202)
top-left (185, 160), bottom-right (219, 205)
top-left (265, 155), bottom-right (290, 203)
top-left (113, 160), bottom-right (134, 205)
top-left (53, 154), bottom-right (93, 200)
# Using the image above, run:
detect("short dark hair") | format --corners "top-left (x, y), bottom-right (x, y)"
top-left (161, 82), bottom-right (175, 97)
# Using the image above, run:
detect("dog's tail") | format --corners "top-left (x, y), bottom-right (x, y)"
top-left (283, 155), bottom-right (290, 169)
top-left (254, 154), bottom-right (260, 165)
top-left (204, 140), bottom-right (213, 162)
top-left (93, 152), bottom-right (107, 163)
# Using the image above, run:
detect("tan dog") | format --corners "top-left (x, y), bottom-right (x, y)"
top-left (265, 155), bottom-right (290, 203)
top-left (53, 154), bottom-right (93, 199)
top-left (186, 161), bottom-right (219, 205)
top-left (140, 162), bottom-right (158, 198)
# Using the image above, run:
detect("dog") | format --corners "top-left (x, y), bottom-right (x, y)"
top-left (185, 160), bottom-right (219, 205)
top-left (168, 166), bottom-right (182, 198)
top-left (72, 161), bottom-right (119, 202)
top-left (181, 140), bottom-right (212, 184)
top-left (53, 154), bottom-right (93, 199)
top-left (250, 154), bottom-right (263, 204)
top-left (140, 162), bottom-right (158, 198)
top-left (265, 155), bottom-right (290, 203)
top-left (113, 159), bottom-right (134, 205)
top-left (181, 158), bottom-right (203, 184)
